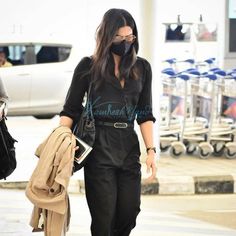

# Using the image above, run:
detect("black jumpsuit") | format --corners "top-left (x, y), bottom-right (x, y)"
top-left (60, 56), bottom-right (156, 236)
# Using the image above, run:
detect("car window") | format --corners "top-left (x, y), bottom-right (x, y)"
top-left (0, 45), bottom-right (26, 66)
top-left (35, 45), bottom-right (71, 64)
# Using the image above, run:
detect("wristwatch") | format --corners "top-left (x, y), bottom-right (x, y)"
top-left (146, 147), bottom-right (156, 153)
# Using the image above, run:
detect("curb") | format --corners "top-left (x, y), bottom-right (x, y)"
top-left (0, 175), bottom-right (235, 195)
top-left (194, 175), bottom-right (234, 194)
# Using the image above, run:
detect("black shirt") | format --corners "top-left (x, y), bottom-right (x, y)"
top-left (59, 56), bottom-right (156, 125)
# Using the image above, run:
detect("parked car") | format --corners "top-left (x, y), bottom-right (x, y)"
top-left (0, 41), bottom-right (79, 119)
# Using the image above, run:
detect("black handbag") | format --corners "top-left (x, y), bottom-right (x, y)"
top-left (73, 79), bottom-right (95, 172)
top-left (0, 117), bottom-right (17, 180)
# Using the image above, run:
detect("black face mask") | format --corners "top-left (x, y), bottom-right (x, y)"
top-left (110, 40), bottom-right (133, 56)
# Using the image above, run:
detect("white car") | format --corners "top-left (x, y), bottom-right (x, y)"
top-left (0, 41), bottom-right (79, 119)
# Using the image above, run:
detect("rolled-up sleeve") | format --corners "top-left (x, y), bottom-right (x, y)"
top-left (136, 59), bottom-right (156, 125)
top-left (59, 57), bottom-right (91, 122)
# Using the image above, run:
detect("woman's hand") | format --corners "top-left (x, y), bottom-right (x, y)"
top-left (74, 146), bottom-right (79, 154)
top-left (139, 121), bottom-right (157, 180)
top-left (145, 150), bottom-right (157, 180)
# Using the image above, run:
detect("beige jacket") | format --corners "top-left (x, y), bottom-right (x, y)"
top-left (25, 126), bottom-right (76, 236)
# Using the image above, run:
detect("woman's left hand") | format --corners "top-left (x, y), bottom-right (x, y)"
top-left (145, 151), bottom-right (157, 180)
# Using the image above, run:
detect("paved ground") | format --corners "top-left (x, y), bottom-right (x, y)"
top-left (0, 189), bottom-right (236, 236)
top-left (155, 153), bottom-right (236, 178)
top-left (2, 116), bottom-right (236, 184)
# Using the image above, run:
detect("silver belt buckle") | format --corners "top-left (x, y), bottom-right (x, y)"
top-left (114, 122), bottom-right (128, 128)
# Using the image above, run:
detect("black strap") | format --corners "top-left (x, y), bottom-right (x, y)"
top-left (84, 75), bottom-right (94, 120)
top-left (95, 121), bottom-right (134, 128)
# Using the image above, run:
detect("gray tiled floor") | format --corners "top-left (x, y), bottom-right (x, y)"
top-left (1, 190), bottom-right (236, 236)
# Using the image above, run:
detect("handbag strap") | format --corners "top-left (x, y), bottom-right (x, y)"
top-left (85, 77), bottom-right (94, 120)
top-left (0, 118), bottom-right (10, 155)
top-left (86, 56), bottom-right (93, 101)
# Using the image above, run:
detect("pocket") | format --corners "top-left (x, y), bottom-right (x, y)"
top-left (131, 130), bottom-right (139, 145)
top-left (135, 141), bottom-right (141, 156)
top-left (130, 131), bottom-right (141, 156)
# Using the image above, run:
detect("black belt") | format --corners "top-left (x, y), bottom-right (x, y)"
top-left (95, 121), bottom-right (134, 128)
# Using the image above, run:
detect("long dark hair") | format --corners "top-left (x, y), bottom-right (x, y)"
top-left (91, 8), bottom-right (140, 90)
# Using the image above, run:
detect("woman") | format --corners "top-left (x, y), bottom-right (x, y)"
top-left (0, 49), bottom-right (12, 67)
top-left (59, 8), bottom-right (157, 236)
top-left (0, 76), bottom-right (8, 119)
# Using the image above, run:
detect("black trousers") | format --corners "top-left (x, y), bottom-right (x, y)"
top-left (84, 125), bottom-right (142, 236)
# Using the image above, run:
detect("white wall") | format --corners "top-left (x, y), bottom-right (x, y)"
top-left (155, 0), bottom-right (226, 68)
top-left (0, 0), bottom-right (227, 68)
top-left (0, 0), bottom-right (141, 56)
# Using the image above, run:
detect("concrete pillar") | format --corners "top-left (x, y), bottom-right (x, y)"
top-left (139, 0), bottom-right (156, 62)
top-left (139, 0), bottom-right (160, 162)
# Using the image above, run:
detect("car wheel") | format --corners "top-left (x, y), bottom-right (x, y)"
top-left (34, 115), bottom-right (55, 119)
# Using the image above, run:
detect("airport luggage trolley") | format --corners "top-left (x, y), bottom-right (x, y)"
top-left (159, 58), bottom-right (227, 159)
top-left (181, 72), bottom-right (215, 159)
top-left (210, 70), bottom-right (236, 159)
top-left (159, 69), bottom-right (181, 153)
top-left (160, 72), bottom-right (191, 158)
